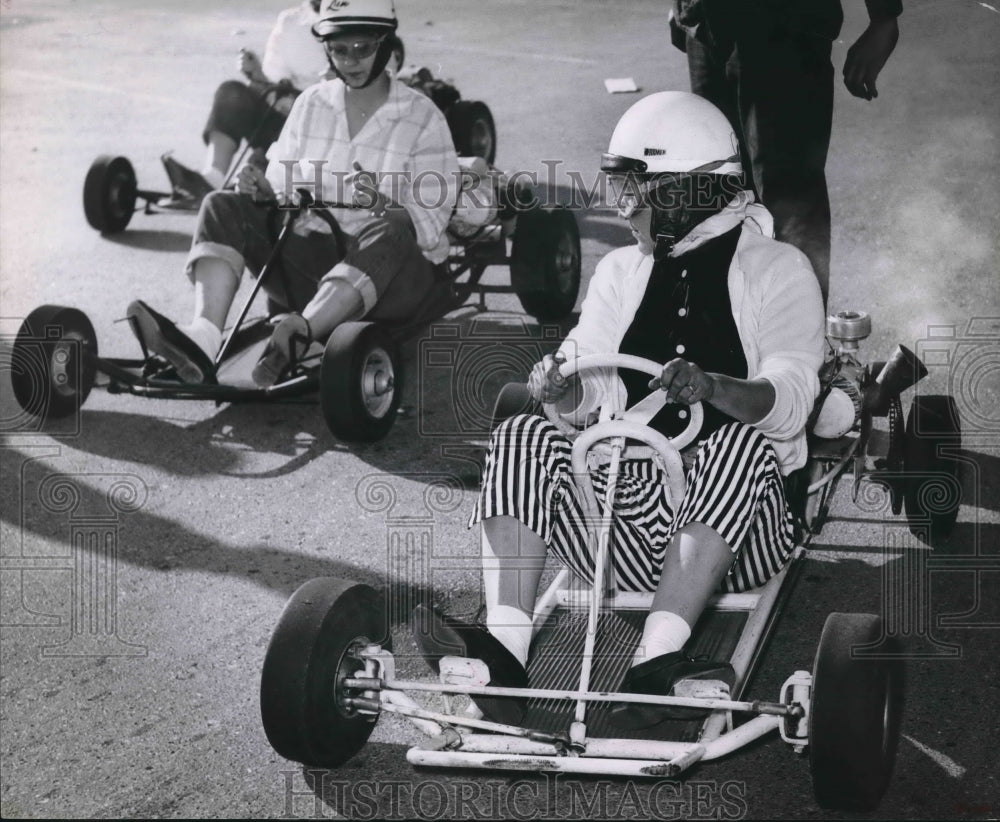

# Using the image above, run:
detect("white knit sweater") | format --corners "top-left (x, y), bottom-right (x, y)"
top-left (560, 193), bottom-right (826, 474)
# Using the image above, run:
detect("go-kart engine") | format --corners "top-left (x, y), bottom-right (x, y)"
top-left (811, 311), bottom-right (870, 439)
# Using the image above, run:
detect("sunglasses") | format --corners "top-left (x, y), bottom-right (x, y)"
top-left (323, 35), bottom-right (386, 61)
top-left (607, 173), bottom-right (693, 218)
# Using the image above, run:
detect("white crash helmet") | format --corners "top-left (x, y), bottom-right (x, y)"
top-left (602, 91), bottom-right (742, 176)
top-left (312, 0), bottom-right (398, 38)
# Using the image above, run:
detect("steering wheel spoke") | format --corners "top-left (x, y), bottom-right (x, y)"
top-left (540, 354), bottom-right (704, 509)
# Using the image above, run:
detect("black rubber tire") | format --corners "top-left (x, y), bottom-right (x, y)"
top-left (510, 206), bottom-right (581, 322)
top-left (320, 322), bottom-right (401, 442)
top-left (903, 395), bottom-right (962, 537)
top-left (260, 577), bottom-right (390, 768)
top-left (10, 305), bottom-right (98, 422)
top-left (490, 382), bottom-right (537, 429)
top-left (809, 613), bottom-right (904, 811)
top-left (83, 155), bottom-right (137, 234)
top-left (446, 100), bottom-right (497, 165)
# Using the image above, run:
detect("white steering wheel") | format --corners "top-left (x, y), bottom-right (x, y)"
top-left (541, 353), bottom-right (704, 509)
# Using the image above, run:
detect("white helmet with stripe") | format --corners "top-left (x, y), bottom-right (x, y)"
top-left (602, 91), bottom-right (742, 176)
top-left (312, 0), bottom-right (398, 38)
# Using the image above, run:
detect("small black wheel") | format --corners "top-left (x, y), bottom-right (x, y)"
top-left (83, 155), bottom-right (137, 234)
top-left (809, 613), bottom-right (904, 811)
top-left (260, 577), bottom-right (390, 768)
top-left (447, 100), bottom-right (497, 165)
top-left (320, 321), bottom-right (401, 442)
top-left (510, 205), bottom-right (581, 321)
top-left (10, 305), bottom-right (98, 422)
top-left (903, 395), bottom-right (962, 537)
top-left (490, 382), bottom-right (537, 430)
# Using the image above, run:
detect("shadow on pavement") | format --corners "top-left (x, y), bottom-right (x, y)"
top-left (0, 441), bottom-right (450, 613)
top-left (102, 229), bottom-right (194, 254)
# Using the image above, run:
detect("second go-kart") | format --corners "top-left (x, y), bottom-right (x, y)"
top-left (12, 163), bottom-right (582, 442)
top-left (258, 315), bottom-right (963, 811)
top-left (82, 62), bottom-right (497, 235)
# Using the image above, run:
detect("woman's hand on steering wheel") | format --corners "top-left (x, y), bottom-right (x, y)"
top-left (527, 353), bottom-right (570, 404)
top-left (649, 358), bottom-right (716, 406)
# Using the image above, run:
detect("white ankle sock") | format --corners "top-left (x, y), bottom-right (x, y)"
top-left (200, 167), bottom-right (226, 189)
top-left (179, 317), bottom-right (222, 359)
top-left (486, 605), bottom-right (533, 668)
top-left (632, 611), bottom-right (691, 666)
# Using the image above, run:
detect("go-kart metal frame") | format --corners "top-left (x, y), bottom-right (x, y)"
top-left (257, 333), bottom-right (961, 813)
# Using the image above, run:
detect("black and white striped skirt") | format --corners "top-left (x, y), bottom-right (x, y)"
top-left (471, 414), bottom-right (795, 593)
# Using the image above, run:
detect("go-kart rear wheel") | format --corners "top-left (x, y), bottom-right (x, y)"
top-left (83, 155), bottom-right (137, 234)
top-left (510, 205), bottom-right (581, 322)
top-left (10, 305), bottom-right (98, 422)
top-left (260, 577), bottom-right (390, 768)
top-left (809, 613), bottom-right (904, 811)
top-left (447, 100), bottom-right (497, 165)
top-left (320, 322), bottom-right (401, 442)
top-left (903, 395), bottom-right (962, 537)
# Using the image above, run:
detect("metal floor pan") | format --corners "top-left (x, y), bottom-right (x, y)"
top-left (523, 606), bottom-right (750, 742)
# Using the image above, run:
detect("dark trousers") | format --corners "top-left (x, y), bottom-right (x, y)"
top-left (188, 192), bottom-right (435, 321)
top-left (685, 16), bottom-right (834, 298)
top-left (202, 80), bottom-right (291, 150)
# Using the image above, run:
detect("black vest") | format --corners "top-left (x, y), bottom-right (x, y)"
top-left (618, 225), bottom-right (747, 440)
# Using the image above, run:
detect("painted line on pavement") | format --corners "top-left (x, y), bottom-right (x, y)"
top-left (903, 734), bottom-right (967, 778)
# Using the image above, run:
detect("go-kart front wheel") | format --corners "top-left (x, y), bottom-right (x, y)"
top-left (809, 612), bottom-right (904, 811)
top-left (447, 100), bottom-right (497, 165)
top-left (260, 577), bottom-right (390, 768)
top-left (903, 394), bottom-right (962, 537)
top-left (83, 155), bottom-right (137, 234)
top-left (510, 205), bottom-right (581, 322)
top-left (10, 305), bottom-right (98, 423)
top-left (320, 322), bottom-right (401, 442)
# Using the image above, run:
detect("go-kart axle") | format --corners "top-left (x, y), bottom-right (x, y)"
top-left (344, 676), bottom-right (804, 717)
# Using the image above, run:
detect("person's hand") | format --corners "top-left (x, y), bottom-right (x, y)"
top-left (348, 161), bottom-right (388, 216)
top-left (238, 48), bottom-right (267, 84)
top-left (272, 95), bottom-right (295, 116)
top-left (527, 353), bottom-right (570, 404)
top-left (648, 358), bottom-right (716, 405)
top-left (843, 17), bottom-right (899, 100)
top-left (236, 163), bottom-right (276, 203)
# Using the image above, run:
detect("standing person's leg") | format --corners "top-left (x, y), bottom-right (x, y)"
top-left (731, 23), bottom-right (835, 303)
top-left (686, 35), bottom-right (741, 163)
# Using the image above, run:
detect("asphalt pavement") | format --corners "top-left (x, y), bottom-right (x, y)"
top-left (1, 1), bottom-right (998, 819)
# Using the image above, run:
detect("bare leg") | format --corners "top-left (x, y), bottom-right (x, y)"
top-left (480, 515), bottom-right (547, 667)
top-left (650, 522), bottom-right (734, 622)
top-left (191, 257), bottom-right (240, 331)
top-left (203, 129), bottom-right (239, 180)
top-left (482, 515), bottom-right (547, 614)
top-left (300, 277), bottom-right (365, 339)
top-left (629, 522), bottom-right (735, 664)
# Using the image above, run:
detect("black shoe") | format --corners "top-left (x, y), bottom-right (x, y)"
top-left (126, 300), bottom-right (217, 384)
top-left (610, 651), bottom-right (736, 729)
top-left (412, 604), bottom-right (528, 725)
